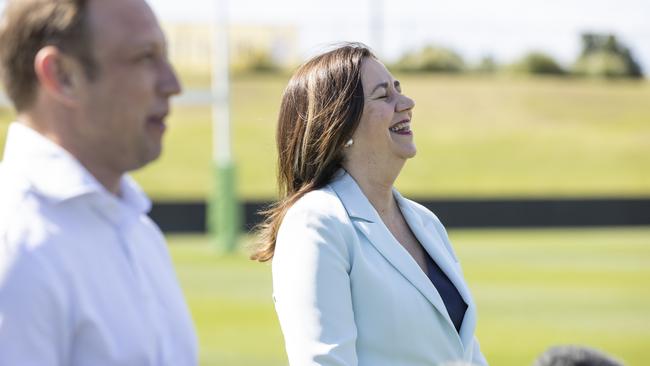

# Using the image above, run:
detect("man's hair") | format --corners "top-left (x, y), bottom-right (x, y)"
top-left (0, 0), bottom-right (98, 111)
top-left (534, 345), bottom-right (624, 366)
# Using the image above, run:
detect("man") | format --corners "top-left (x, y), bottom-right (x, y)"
top-left (0, 0), bottom-right (197, 364)
top-left (534, 345), bottom-right (624, 366)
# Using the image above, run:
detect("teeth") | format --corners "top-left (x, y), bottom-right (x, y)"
top-left (390, 121), bottom-right (410, 132)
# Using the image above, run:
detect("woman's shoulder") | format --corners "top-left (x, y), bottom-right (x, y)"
top-left (276, 186), bottom-right (356, 261)
top-left (284, 186), bottom-right (349, 224)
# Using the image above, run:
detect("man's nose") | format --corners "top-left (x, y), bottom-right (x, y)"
top-left (159, 60), bottom-right (182, 97)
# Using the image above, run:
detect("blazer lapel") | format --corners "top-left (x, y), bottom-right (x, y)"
top-left (329, 172), bottom-right (459, 336)
top-left (394, 190), bottom-right (477, 350)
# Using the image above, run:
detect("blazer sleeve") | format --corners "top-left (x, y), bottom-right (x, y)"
top-left (272, 196), bottom-right (358, 366)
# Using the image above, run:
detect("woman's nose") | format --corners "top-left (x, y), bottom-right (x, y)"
top-left (397, 94), bottom-right (415, 112)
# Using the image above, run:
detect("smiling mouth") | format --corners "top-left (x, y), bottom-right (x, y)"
top-left (389, 119), bottom-right (412, 135)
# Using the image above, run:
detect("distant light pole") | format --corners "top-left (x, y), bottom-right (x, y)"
top-left (209, 0), bottom-right (240, 253)
top-left (369, 0), bottom-right (384, 58)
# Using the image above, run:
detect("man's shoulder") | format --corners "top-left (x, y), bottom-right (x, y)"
top-left (0, 163), bottom-right (29, 195)
top-left (0, 164), bottom-right (70, 251)
top-left (0, 164), bottom-right (33, 232)
top-left (0, 165), bottom-right (61, 285)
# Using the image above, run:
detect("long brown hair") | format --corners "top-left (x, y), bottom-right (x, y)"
top-left (252, 43), bottom-right (374, 262)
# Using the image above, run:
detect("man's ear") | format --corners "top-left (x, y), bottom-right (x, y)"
top-left (34, 46), bottom-right (86, 106)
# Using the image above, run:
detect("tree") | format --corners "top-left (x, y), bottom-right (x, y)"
top-left (475, 55), bottom-right (498, 74)
top-left (512, 52), bottom-right (566, 75)
top-left (392, 46), bottom-right (465, 73)
top-left (573, 33), bottom-right (643, 79)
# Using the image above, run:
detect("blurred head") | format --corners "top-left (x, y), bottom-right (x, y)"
top-left (534, 345), bottom-right (624, 366)
top-left (253, 43), bottom-right (373, 261)
top-left (0, 0), bottom-right (181, 185)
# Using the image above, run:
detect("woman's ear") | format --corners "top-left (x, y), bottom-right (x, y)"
top-left (34, 46), bottom-right (85, 106)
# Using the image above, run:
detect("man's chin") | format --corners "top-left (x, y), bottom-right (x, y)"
top-left (126, 146), bottom-right (162, 172)
top-left (144, 146), bottom-right (163, 165)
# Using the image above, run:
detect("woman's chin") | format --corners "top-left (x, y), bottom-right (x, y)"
top-left (400, 146), bottom-right (417, 160)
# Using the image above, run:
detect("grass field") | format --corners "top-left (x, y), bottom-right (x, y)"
top-left (2, 75), bottom-right (649, 199)
top-left (170, 227), bottom-right (650, 366)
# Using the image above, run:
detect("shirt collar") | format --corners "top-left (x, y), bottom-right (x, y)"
top-left (2, 122), bottom-right (151, 215)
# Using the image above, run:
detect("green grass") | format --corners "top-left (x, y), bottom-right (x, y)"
top-left (170, 227), bottom-right (650, 366)
top-left (2, 75), bottom-right (649, 199)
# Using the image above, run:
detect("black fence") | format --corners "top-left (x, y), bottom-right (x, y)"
top-left (149, 198), bottom-right (650, 233)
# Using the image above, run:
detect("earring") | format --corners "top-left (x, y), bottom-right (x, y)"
top-left (344, 138), bottom-right (354, 148)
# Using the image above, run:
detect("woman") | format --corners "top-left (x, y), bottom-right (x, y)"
top-left (253, 43), bottom-right (488, 366)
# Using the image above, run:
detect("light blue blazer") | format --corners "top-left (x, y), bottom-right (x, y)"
top-left (272, 171), bottom-right (488, 366)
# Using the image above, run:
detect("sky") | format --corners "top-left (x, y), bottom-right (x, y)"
top-left (146, 0), bottom-right (650, 73)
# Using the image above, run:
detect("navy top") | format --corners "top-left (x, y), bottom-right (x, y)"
top-left (425, 253), bottom-right (467, 333)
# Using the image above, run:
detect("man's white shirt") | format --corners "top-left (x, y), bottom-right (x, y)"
top-left (0, 123), bottom-right (198, 365)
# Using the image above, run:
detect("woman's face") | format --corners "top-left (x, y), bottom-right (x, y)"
top-left (345, 57), bottom-right (416, 171)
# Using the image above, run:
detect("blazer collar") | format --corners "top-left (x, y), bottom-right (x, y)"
top-left (328, 169), bottom-right (377, 223)
top-left (329, 170), bottom-right (474, 350)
